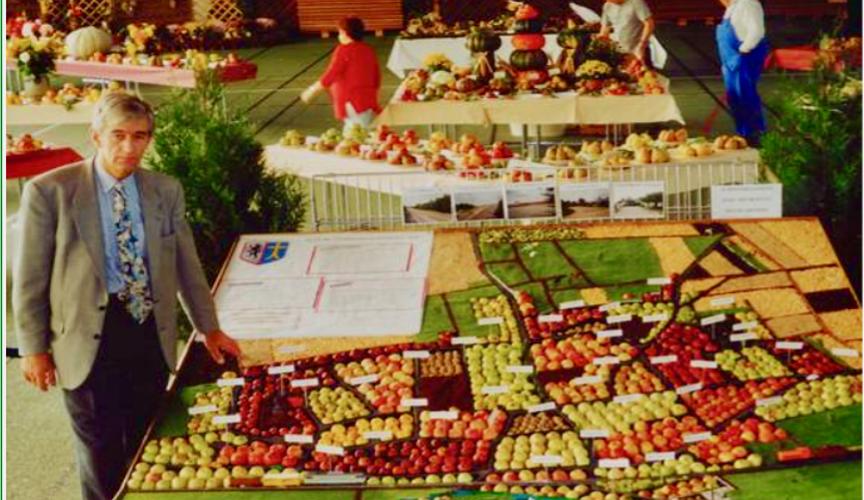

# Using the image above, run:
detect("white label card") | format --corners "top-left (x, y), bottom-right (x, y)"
top-left (404, 350), bottom-right (431, 359)
top-left (650, 355), bottom-right (678, 365)
top-left (349, 375), bottom-right (379, 385)
top-left (212, 414), bottom-right (241, 425)
top-left (593, 356), bottom-right (620, 366)
top-left (539, 314), bottom-right (564, 323)
top-left (730, 332), bottom-right (758, 342)
top-left (643, 313), bottom-right (669, 323)
top-left (429, 411), bottom-right (459, 420)
top-left (690, 360), bottom-right (718, 369)
top-left (580, 429), bottom-right (610, 439)
top-left (607, 314), bottom-right (632, 324)
top-left (285, 434), bottom-right (315, 444)
top-left (711, 184), bottom-right (783, 219)
top-left (506, 365), bottom-right (534, 374)
top-left (733, 322), bottom-right (759, 331)
top-left (482, 385), bottom-right (510, 395)
top-left (401, 398), bottom-right (429, 407)
top-left (711, 297), bottom-right (736, 307)
top-left (528, 402), bottom-right (557, 413)
top-left (648, 277), bottom-right (672, 285)
top-left (188, 405), bottom-right (218, 416)
top-left (756, 396), bottom-right (783, 407)
top-left (832, 348), bottom-right (860, 358)
top-left (268, 365), bottom-right (296, 375)
top-left (217, 378), bottom-right (245, 387)
top-left (315, 445), bottom-right (345, 456)
top-left (597, 329), bottom-right (624, 338)
top-left (452, 337), bottom-right (479, 345)
top-left (676, 383), bottom-right (703, 395)
top-left (362, 431), bottom-right (393, 440)
top-left (701, 314), bottom-right (726, 326)
top-left (478, 317), bottom-right (504, 326)
top-left (684, 432), bottom-right (712, 443)
top-left (531, 455), bottom-right (564, 465)
top-left (291, 378), bottom-right (320, 388)
top-left (776, 341), bottom-right (804, 350)
top-left (599, 459), bottom-right (631, 469)
top-left (560, 300), bottom-right (586, 310)
top-left (600, 302), bottom-right (622, 312)
top-left (573, 375), bottom-right (603, 385)
top-left (614, 394), bottom-right (645, 404)
top-left (646, 452), bottom-right (677, 462)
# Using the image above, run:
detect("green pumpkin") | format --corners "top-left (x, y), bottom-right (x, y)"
top-left (510, 49), bottom-right (548, 71)
top-left (557, 29), bottom-right (583, 49)
top-left (465, 29), bottom-right (502, 53)
top-left (513, 19), bottom-right (544, 34)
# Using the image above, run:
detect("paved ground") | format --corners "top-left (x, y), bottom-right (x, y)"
top-left (4, 18), bottom-right (835, 500)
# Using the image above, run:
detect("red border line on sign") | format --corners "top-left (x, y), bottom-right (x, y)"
top-left (307, 246), bottom-right (318, 275)
top-left (406, 244), bottom-right (414, 272)
top-left (313, 278), bottom-right (325, 311)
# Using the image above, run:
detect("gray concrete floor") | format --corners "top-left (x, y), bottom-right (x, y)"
top-left (3, 18), bottom-right (838, 499)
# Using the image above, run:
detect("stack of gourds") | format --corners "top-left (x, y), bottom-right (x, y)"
top-left (465, 27), bottom-right (502, 81)
top-left (509, 3), bottom-right (548, 88)
top-left (556, 20), bottom-right (590, 78)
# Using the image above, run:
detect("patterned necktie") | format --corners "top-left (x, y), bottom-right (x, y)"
top-left (111, 184), bottom-right (153, 323)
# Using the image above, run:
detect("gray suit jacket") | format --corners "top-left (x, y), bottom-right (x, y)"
top-left (13, 160), bottom-right (220, 389)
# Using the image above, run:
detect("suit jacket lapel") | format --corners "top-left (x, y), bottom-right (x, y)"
top-left (136, 169), bottom-right (164, 284)
top-left (72, 159), bottom-right (107, 287)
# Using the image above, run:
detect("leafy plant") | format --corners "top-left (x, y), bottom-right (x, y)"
top-left (146, 72), bottom-right (306, 282)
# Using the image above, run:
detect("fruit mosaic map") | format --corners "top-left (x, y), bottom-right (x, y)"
top-left (123, 219), bottom-right (863, 500)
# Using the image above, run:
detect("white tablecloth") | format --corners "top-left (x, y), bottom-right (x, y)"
top-left (387, 35), bottom-right (563, 77)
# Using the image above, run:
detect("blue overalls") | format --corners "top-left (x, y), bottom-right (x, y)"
top-left (716, 11), bottom-right (768, 139)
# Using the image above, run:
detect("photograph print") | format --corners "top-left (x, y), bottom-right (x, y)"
top-left (559, 183), bottom-right (611, 220)
top-left (452, 186), bottom-right (505, 221)
top-left (402, 187), bottom-right (454, 224)
top-left (505, 183), bottom-right (557, 220)
top-left (611, 181), bottom-right (665, 220)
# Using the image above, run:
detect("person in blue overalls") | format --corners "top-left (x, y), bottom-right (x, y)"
top-left (716, 0), bottom-right (768, 145)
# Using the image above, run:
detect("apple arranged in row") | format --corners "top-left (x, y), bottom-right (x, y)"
top-left (334, 354), bottom-right (415, 414)
top-left (420, 350), bottom-right (464, 377)
top-left (318, 414), bottom-right (414, 446)
top-left (687, 418), bottom-right (782, 467)
top-left (530, 336), bottom-right (637, 372)
top-left (594, 453), bottom-right (710, 482)
top-left (418, 409), bottom-right (507, 440)
top-left (471, 295), bottom-right (521, 343)
top-left (465, 343), bottom-right (543, 411)
top-left (543, 365), bottom-right (612, 405)
top-left (365, 473), bottom-right (474, 486)
top-left (681, 378), bottom-right (795, 427)
top-left (187, 385), bottom-right (234, 434)
top-left (613, 362), bottom-right (666, 395)
top-left (492, 431), bottom-right (591, 470)
top-left (562, 391), bottom-right (688, 434)
top-left (644, 324), bottom-right (726, 388)
top-left (594, 416), bottom-right (706, 463)
top-left (307, 438), bottom-right (492, 475)
top-left (754, 374), bottom-right (863, 421)
top-left (768, 343), bottom-right (847, 377)
top-left (716, 346), bottom-right (790, 381)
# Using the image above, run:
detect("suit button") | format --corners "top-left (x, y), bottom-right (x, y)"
top-left (93, 334), bottom-right (101, 340)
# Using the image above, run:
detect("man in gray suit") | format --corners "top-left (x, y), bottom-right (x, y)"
top-left (13, 92), bottom-right (242, 500)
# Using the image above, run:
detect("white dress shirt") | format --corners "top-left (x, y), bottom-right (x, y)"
top-left (724, 0), bottom-right (766, 54)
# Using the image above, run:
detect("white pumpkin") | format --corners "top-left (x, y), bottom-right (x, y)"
top-left (65, 27), bottom-right (113, 60)
top-left (428, 70), bottom-right (456, 88)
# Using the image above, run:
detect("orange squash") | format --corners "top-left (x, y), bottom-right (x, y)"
top-left (514, 4), bottom-right (540, 20)
top-left (512, 33), bottom-right (546, 51)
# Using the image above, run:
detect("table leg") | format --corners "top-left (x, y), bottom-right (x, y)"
top-left (535, 125), bottom-right (542, 160)
top-left (521, 125), bottom-right (528, 156)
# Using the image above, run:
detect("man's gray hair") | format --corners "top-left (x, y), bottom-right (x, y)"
top-left (91, 92), bottom-right (154, 134)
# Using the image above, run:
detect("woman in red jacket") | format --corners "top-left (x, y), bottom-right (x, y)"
top-left (301, 16), bottom-right (382, 134)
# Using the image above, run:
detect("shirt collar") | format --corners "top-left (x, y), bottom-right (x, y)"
top-left (94, 156), bottom-right (137, 194)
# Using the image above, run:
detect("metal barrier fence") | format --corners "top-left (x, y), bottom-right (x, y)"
top-left (308, 161), bottom-right (762, 232)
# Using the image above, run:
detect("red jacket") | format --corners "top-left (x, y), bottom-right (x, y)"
top-left (320, 41), bottom-right (382, 120)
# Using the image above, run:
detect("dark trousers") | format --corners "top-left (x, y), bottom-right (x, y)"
top-left (63, 297), bottom-right (169, 500)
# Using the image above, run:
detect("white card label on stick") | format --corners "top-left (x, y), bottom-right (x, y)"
top-left (188, 405), bottom-right (218, 416)
top-left (452, 336), bottom-right (479, 345)
top-left (429, 411), bottom-right (459, 420)
top-left (482, 385), bottom-right (510, 395)
top-left (600, 302), bottom-right (621, 312)
top-left (648, 277), bottom-right (672, 285)
top-left (212, 414), bottom-right (241, 425)
top-left (691, 360), bottom-right (718, 369)
top-left (315, 445), bottom-right (345, 456)
top-left (285, 434), bottom-right (315, 444)
top-left (593, 356), bottom-right (620, 366)
top-left (291, 378), bottom-right (319, 388)
top-left (506, 365), bottom-right (534, 374)
top-left (701, 314), bottom-right (726, 326)
top-left (268, 365), bottom-right (296, 375)
top-left (599, 459), bottom-right (631, 469)
top-left (756, 396), bottom-right (783, 407)
top-left (711, 184), bottom-right (783, 219)
top-left (614, 394), bottom-right (645, 404)
top-left (730, 332), bottom-right (758, 342)
top-left (531, 455), bottom-right (564, 465)
top-left (832, 348), bottom-right (860, 358)
top-left (684, 432), bottom-right (712, 443)
top-left (607, 314), bottom-right (632, 324)
top-left (676, 383), bottom-right (703, 395)
top-left (711, 297), bottom-right (736, 307)
top-left (597, 329), bottom-right (623, 338)
top-left (643, 313), bottom-right (669, 323)
top-left (528, 402), bottom-right (557, 413)
top-left (776, 341), bottom-right (804, 350)
top-left (646, 452), bottom-right (676, 462)
top-left (404, 350), bottom-right (431, 359)
top-left (478, 317), bottom-right (504, 326)
top-left (349, 375), bottom-right (379, 385)
top-left (539, 314), bottom-right (564, 323)
top-left (362, 431), bottom-right (393, 440)
top-left (217, 378), bottom-right (245, 387)
top-left (650, 355), bottom-right (678, 365)
top-left (560, 300), bottom-right (586, 310)
top-left (733, 322), bottom-right (759, 331)
top-left (401, 398), bottom-right (429, 407)
top-left (580, 429), bottom-right (610, 439)
top-left (573, 375), bottom-right (603, 385)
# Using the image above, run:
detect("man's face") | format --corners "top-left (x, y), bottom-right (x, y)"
top-left (92, 117), bottom-right (152, 179)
